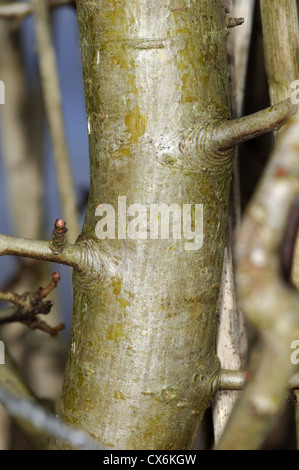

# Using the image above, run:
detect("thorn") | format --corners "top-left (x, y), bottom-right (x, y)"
top-left (228, 17), bottom-right (245, 28)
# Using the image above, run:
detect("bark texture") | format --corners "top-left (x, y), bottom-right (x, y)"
top-left (53, 0), bottom-right (233, 449)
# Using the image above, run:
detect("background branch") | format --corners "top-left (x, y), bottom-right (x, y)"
top-left (0, 0), bottom-right (75, 19)
top-left (260, 0), bottom-right (299, 447)
top-left (0, 349), bottom-right (50, 448)
top-left (217, 112), bottom-right (299, 450)
top-left (32, 0), bottom-right (79, 243)
top-left (0, 383), bottom-right (101, 449)
top-left (212, 0), bottom-right (253, 444)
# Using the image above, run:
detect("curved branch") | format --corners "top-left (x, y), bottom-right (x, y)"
top-left (181, 99), bottom-right (297, 171)
top-left (217, 113), bottom-right (299, 450)
top-left (0, 349), bottom-right (50, 449)
top-left (211, 98), bottom-right (297, 152)
top-left (0, 385), bottom-right (101, 450)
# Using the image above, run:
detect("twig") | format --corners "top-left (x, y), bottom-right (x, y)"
top-left (211, 99), bottom-right (297, 152)
top-left (32, 0), bottom-right (79, 243)
top-left (0, 386), bottom-right (101, 450)
top-left (0, 273), bottom-right (64, 336)
top-left (0, 348), bottom-right (50, 449)
top-left (214, 370), bottom-right (299, 391)
top-left (0, 232), bottom-right (83, 269)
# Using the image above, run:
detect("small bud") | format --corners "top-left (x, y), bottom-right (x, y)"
top-left (55, 218), bottom-right (65, 229)
top-left (52, 272), bottom-right (61, 283)
top-left (50, 219), bottom-right (68, 254)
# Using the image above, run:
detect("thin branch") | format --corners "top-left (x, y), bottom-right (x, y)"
top-left (217, 113), bottom-right (299, 450)
top-left (0, 15), bottom-right (43, 240)
top-left (0, 232), bottom-right (82, 269)
top-left (0, 386), bottom-right (102, 450)
top-left (213, 238), bottom-right (247, 443)
top-left (211, 98), bottom-right (297, 152)
top-left (32, 0), bottom-right (79, 243)
top-left (260, 0), bottom-right (299, 107)
top-left (0, 0), bottom-right (75, 19)
top-left (215, 370), bottom-right (299, 391)
top-left (232, 0), bottom-right (256, 118)
top-left (0, 272), bottom-right (64, 336)
top-left (0, 349), bottom-right (50, 449)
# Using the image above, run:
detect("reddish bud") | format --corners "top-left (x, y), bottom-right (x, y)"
top-left (52, 272), bottom-right (61, 283)
top-left (55, 218), bottom-right (66, 229)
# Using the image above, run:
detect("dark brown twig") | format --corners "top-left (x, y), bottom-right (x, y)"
top-left (0, 273), bottom-right (65, 336)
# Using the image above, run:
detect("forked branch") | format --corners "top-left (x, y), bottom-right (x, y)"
top-left (0, 272), bottom-right (64, 335)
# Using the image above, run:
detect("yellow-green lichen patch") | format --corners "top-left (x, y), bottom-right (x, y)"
top-left (161, 387), bottom-right (179, 401)
top-left (111, 276), bottom-right (122, 295)
top-left (107, 323), bottom-right (126, 341)
top-left (114, 390), bottom-right (126, 400)
top-left (117, 297), bottom-right (130, 309)
top-left (125, 106), bottom-right (148, 142)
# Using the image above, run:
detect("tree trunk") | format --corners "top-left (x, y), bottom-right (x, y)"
top-left (51, 0), bottom-right (231, 449)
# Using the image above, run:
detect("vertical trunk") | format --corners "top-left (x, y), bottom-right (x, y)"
top-left (53, 0), bottom-right (232, 449)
